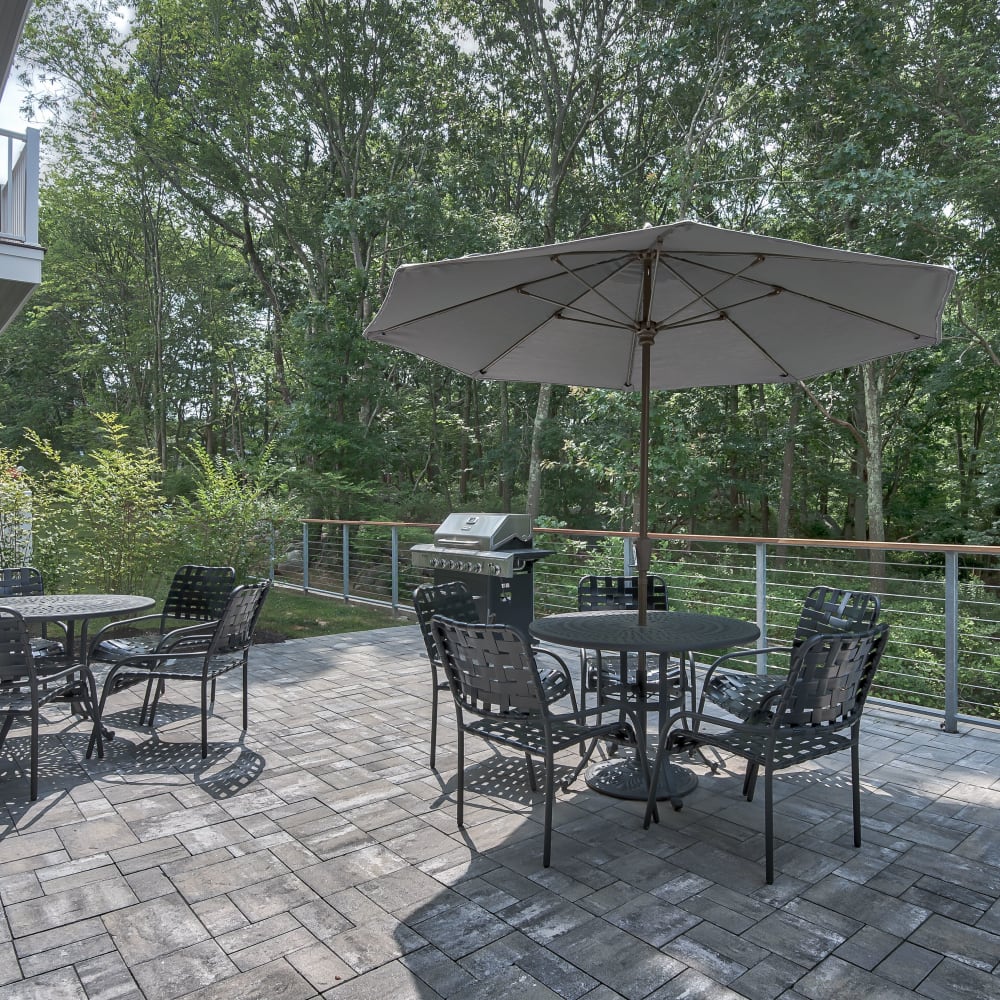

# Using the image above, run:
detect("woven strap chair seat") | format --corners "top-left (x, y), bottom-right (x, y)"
top-left (465, 715), bottom-right (637, 757)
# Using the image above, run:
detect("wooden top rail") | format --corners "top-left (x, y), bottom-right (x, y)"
top-left (299, 519), bottom-right (1000, 558)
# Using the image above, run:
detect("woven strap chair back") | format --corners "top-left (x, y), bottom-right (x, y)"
top-left (162, 565), bottom-right (237, 624)
top-left (577, 575), bottom-right (668, 612)
top-left (208, 581), bottom-right (271, 656)
top-left (794, 586), bottom-right (880, 646)
top-left (413, 582), bottom-right (480, 663)
top-left (777, 623), bottom-right (889, 729)
top-left (0, 609), bottom-right (36, 682)
top-left (431, 616), bottom-right (548, 719)
top-left (0, 567), bottom-right (44, 598)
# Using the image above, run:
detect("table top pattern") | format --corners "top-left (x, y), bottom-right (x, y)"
top-left (529, 609), bottom-right (760, 654)
top-left (0, 594), bottom-right (156, 621)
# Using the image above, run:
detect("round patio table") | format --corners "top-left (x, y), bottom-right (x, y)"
top-left (0, 593), bottom-right (156, 662)
top-left (529, 609), bottom-right (760, 801)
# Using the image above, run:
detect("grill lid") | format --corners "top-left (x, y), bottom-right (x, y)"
top-left (433, 512), bottom-right (532, 551)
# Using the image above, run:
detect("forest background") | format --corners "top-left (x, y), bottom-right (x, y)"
top-left (2, 0), bottom-right (1000, 592)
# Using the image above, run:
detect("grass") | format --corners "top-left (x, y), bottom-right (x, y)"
top-left (257, 585), bottom-right (405, 640)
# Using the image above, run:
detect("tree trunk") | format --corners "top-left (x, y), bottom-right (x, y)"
top-left (526, 384), bottom-right (552, 518)
top-left (459, 382), bottom-right (471, 501)
top-left (776, 386), bottom-right (801, 567)
top-left (500, 384), bottom-right (512, 512)
top-left (862, 362), bottom-right (887, 590)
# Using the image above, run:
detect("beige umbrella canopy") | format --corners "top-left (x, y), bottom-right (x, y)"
top-left (364, 220), bottom-right (956, 621)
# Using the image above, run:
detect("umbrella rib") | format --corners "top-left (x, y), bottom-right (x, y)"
top-left (662, 251), bottom-right (931, 340)
top-left (518, 252), bottom-right (639, 330)
top-left (652, 254), bottom-right (797, 375)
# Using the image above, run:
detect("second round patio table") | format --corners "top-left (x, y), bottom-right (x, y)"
top-left (529, 609), bottom-right (760, 801)
top-left (0, 593), bottom-right (156, 662)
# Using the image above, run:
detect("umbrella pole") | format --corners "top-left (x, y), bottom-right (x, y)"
top-left (636, 254), bottom-right (655, 626)
top-left (637, 330), bottom-right (653, 626)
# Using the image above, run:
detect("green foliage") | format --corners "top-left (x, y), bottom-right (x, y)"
top-left (27, 414), bottom-right (174, 592)
top-left (0, 445), bottom-right (34, 567)
top-left (10, 0), bottom-right (1000, 548)
top-left (173, 442), bottom-right (303, 582)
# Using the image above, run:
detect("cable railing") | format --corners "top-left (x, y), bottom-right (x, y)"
top-left (275, 519), bottom-right (1000, 734)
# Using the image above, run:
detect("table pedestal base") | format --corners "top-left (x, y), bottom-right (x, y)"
top-left (585, 750), bottom-right (698, 801)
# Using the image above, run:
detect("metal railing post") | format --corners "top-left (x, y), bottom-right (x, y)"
top-left (624, 536), bottom-right (634, 578)
top-left (755, 542), bottom-right (768, 674)
top-left (269, 522), bottom-right (275, 583)
top-left (342, 523), bottom-right (351, 601)
top-left (944, 550), bottom-right (959, 733)
top-left (391, 526), bottom-right (400, 611)
top-left (302, 522), bottom-right (310, 592)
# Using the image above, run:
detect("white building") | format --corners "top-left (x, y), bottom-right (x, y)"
top-left (0, 0), bottom-right (41, 333)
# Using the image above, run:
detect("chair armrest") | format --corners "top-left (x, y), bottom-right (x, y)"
top-left (548, 699), bottom-right (642, 731)
top-left (700, 644), bottom-right (794, 687)
top-left (534, 646), bottom-right (572, 677)
top-left (99, 647), bottom-right (206, 672)
top-left (534, 647), bottom-right (580, 715)
top-left (656, 708), bottom-right (786, 746)
top-left (155, 619), bottom-right (220, 652)
top-left (89, 612), bottom-right (163, 648)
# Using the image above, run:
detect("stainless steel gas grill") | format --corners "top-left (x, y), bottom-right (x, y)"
top-left (411, 513), bottom-right (552, 635)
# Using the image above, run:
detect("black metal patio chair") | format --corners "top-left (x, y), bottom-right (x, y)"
top-left (645, 622), bottom-right (890, 883)
top-left (87, 581), bottom-right (270, 759)
top-left (0, 567), bottom-right (65, 658)
top-left (431, 614), bottom-right (646, 867)
top-left (413, 581), bottom-right (575, 769)
top-left (89, 564), bottom-right (236, 725)
top-left (0, 608), bottom-right (104, 800)
top-left (699, 586), bottom-right (881, 723)
top-left (576, 575), bottom-right (679, 719)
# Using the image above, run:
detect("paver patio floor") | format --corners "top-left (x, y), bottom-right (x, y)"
top-left (1, 624), bottom-right (999, 999)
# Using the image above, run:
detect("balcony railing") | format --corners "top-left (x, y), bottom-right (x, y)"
top-left (0, 126), bottom-right (39, 245)
top-left (274, 519), bottom-right (1000, 734)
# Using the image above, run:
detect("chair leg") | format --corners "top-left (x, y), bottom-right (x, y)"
top-left (643, 736), bottom-right (665, 829)
top-left (564, 734), bottom-right (605, 789)
top-left (87, 666), bottom-right (121, 760)
top-left (852, 738), bottom-right (862, 847)
top-left (30, 708), bottom-right (39, 801)
top-left (201, 680), bottom-right (209, 758)
top-left (82, 670), bottom-right (104, 762)
top-left (525, 752), bottom-right (538, 792)
top-left (139, 677), bottom-right (156, 725)
top-left (744, 761), bottom-right (760, 801)
top-left (147, 678), bottom-right (166, 726)
top-left (764, 768), bottom-right (774, 885)
top-left (456, 726), bottom-right (465, 828)
top-left (543, 747), bottom-right (554, 868)
top-left (429, 683), bottom-right (439, 769)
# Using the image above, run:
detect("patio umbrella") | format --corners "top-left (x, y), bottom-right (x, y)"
top-left (363, 220), bottom-right (955, 622)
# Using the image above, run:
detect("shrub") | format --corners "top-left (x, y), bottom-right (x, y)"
top-left (27, 414), bottom-right (175, 592)
top-left (172, 443), bottom-right (302, 582)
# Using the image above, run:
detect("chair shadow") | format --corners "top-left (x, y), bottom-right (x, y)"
top-left (89, 728), bottom-right (266, 799)
top-left (0, 705), bottom-right (266, 825)
top-left (430, 749), bottom-right (587, 811)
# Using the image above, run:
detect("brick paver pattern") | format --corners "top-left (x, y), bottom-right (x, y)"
top-left (1, 624), bottom-right (999, 999)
